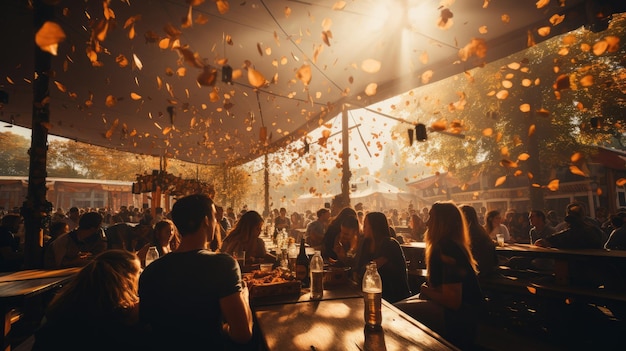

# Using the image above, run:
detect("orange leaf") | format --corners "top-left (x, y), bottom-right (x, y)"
top-left (569, 165), bottom-right (587, 177)
top-left (616, 178), bottom-right (626, 187)
top-left (547, 179), bottom-right (560, 191)
top-left (495, 176), bottom-right (507, 187)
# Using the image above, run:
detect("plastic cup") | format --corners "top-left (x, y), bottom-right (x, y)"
top-left (496, 234), bottom-right (505, 247)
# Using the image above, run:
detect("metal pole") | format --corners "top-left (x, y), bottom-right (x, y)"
top-left (340, 108), bottom-right (351, 209)
top-left (263, 153), bottom-right (270, 217)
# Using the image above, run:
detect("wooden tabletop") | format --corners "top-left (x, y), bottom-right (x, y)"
top-left (251, 282), bottom-right (363, 307)
top-left (0, 268), bottom-right (79, 304)
top-left (495, 244), bottom-right (626, 259)
top-left (255, 297), bottom-right (457, 351)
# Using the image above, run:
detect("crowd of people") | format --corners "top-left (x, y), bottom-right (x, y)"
top-left (1, 197), bottom-right (625, 350)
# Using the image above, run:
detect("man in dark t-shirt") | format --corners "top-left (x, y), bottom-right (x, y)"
top-left (139, 194), bottom-right (253, 350)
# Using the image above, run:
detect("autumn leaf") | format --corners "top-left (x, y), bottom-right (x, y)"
top-left (569, 165), bottom-right (587, 177)
top-left (547, 179), bottom-right (559, 191)
top-left (36, 21), bottom-right (66, 55)
top-left (517, 153), bottom-right (530, 161)
top-left (495, 176), bottom-right (507, 187)
top-left (616, 178), bottom-right (626, 187)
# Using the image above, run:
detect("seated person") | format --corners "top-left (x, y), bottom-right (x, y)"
top-left (355, 212), bottom-right (411, 303)
top-left (139, 194), bottom-right (253, 350)
top-left (305, 208), bottom-right (330, 250)
top-left (33, 250), bottom-right (146, 351)
top-left (220, 210), bottom-right (274, 264)
top-left (535, 203), bottom-right (604, 249)
top-left (137, 219), bottom-right (176, 266)
top-left (605, 212), bottom-right (626, 250)
top-left (323, 215), bottom-right (359, 267)
top-left (44, 212), bottom-right (108, 269)
top-left (0, 213), bottom-right (24, 272)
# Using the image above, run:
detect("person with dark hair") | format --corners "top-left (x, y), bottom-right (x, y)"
top-left (535, 203), bottom-right (604, 249)
top-left (220, 210), bottom-right (273, 264)
top-left (394, 201), bottom-right (482, 349)
top-left (459, 204), bottom-right (497, 278)
top-left (139, 194), bottom-right (253, 350)
top-left (44, 212), bottom-right (107, 269)
top-left (137, 220), bottom-right (176, 266)
top-left (355, 212), bottom-right (411, 303)
top-left (305, 208), bottom-right (331, 250)
top-left (324, 211), bottom-right (359, 267)
top-left (604, 212), bottom-right (626, 250)
top-left (484, 210), bottom-right (511, 243)
top-left (33, 250), bottom-right (145, 351)
top-left (528, 209), bottom-right (556, 243)
top-left (322, 207), bottom-right (357, 262)
top-left (65, 206), bottom-right (80, 231)
top-left (0, 213), bottom-right (23, 272)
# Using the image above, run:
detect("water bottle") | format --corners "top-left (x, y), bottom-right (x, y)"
top-left (362, 261), bottom-right (382, 329)
top-left (145, 246), bottom-right (159, 267)
top-left (309, 250), bottom-right (324, 300)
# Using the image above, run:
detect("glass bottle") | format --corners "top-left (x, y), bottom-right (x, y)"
top-left (362, 261), bottom-right (382, 329)
top-left (288, 241), bottom-right (298, 273)
top-left (145, 246), bottom-right (159, 267)
top-left (310, 250), bottom-right (324, 300)
top-left (296, 238), bottom-right (310, 287)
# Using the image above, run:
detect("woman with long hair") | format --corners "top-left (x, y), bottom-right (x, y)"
top-left (356, 212), bottom-right (411, 303)
top-left (220, 210), bottom-right (272, 264)
top-left (459, 204), bottom-right (498, 278)
top-left (407, 213), bottom-right (426, 242)
top-left (394, 201), bottom-right (482, 349)
top-left (484, 209), bottom-right (511, 242)
top-left (33, 250), bottom-right (146, 350)
top-left (322, 207), bottom-right (358, 261)
top-left (137, 219), bottom-right (177, 266)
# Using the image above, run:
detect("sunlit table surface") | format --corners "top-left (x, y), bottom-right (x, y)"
top-left (255, 296), bottom-right (457, 351)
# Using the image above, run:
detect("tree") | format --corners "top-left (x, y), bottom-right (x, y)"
top-left (0, 132), bottom-right (30, 175)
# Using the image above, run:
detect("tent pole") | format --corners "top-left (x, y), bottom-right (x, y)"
top-left (21, 0), bottom-right (54, 269)
top-left (263, 153), bottom-right (269, 218)
top-left (339, 107), bottom-right (351, 211)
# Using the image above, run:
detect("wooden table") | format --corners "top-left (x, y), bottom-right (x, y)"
top-left (255, 295), bottom-right (458, 351)
top-left (0, 268), bottom-right (80, 351)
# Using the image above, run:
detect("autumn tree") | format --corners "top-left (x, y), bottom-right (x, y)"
top-left (0, 132), bottom-right (30, 175)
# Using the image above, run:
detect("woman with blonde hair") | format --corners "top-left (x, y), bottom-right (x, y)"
top-left (33, 250), bottom-right (147, 350)
top-left (394, 201), bottom-right (482, 349)
top-left (221, 210), bottom-right (273, 264)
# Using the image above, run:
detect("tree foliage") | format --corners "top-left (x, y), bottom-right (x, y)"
top-left (0, 132), bottom-right (30, 175)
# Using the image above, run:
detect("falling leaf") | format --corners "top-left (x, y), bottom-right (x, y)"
top-left (547, 179), bottom-right (559, 191)
top-left (133, 53), bottom-right (143, 70)
top-left (105, 95), bottom-right (116, 107)
top-left (482, 128), bottom-right (493, 136)
top-left (579, 75), bottom-right (594, 87)
top-left (361, 59), bottom-right (381, 73)
top-left (528, 124), bottom-right (536, 137)
top-left (365, 83), bottom-right (377, 96)
top-left (176, 47), bottom-right (203, 68)
top-left (458, 38), bottom-right (487, 61)
top-left (321, 30), bottom-right (332, 46)
top-left (478, 26), bottom-right (488, 34)
top-left (536, 108), bottom-right (550, 117)
top-left (116, 54), bottom-right (129, 68)
top-left (549, 14), bottom-right (565, 26)
top-left (517, 153), bottom-right (530, 161)
top-left (197, 66), bottom-right (217, 86)
top-left (421, 70), bottom-right (433, 84)
top-left (616, 178), bottom-right (626, 187)
top-left (593, 40), bottom-right (608, 55)
top-left (130, 92), bottom-right (142, 100)
top-left (522, 78), bottom-right (532, 87)
top-left (248, 67), bottom-right (266, 88)
top-left (496, 90), bottom-right (509, 99)
top-left (500, 159), bottom-right (518, 168)
top-left (569, 165), bottom-right (587, 177)
top-left (514, 170), bottom-right (523, 176)
top-left (437, 8), bottom-right (454, 29)
top-left (216, 0), bottom-right (229, 14)
top-left (519, 103), bottom-right (531, 112)
top-left (332, 1), bottom-right (346, 10)
top-left (536, 0), bottom-right (550, 9)
top-left (431, 119), bottom-right (447, 131)
top-left (35, 21), bottom-right (66, 55)
top-left (500, 146), bottom-right (509, 157)
top-left (495, 176), bottom-right (507, 187)
top-left (296, 64), bottom-right (312, 85)
top-left (501, 14), bottom-right (510, 24)
top-left (570, 152), bottom-right (583, 163)
top-left (537, 26), bottom-right (550, 37)
top-left (604, 36), bottom-right (620, 52)
top-left (54, 81), bottom-right (66, 92)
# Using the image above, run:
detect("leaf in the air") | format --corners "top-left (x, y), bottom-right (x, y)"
top-left (547, 179), bottom-right (560, 191)
top-left (495, 176), bottom-right (507, 187)
top-left (35, 21), bottom-right (66, 55)
top-left (569, 165), bottom-right (587, 177)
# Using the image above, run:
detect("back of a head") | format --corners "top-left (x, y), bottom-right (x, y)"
top-left (1, 213), bottom-right (21, 229)
top-left (341, 215), bottom-right (360, 231)
top-left (427, 202), bottom-right (466, 244)
top-left (232, 210), bottom-right (263, 238)
top-left (364, 212), bottom-right (390, 240)
top-left (459, 205), bottom-right (480, 227)
top-left (171, 194), bottom-right (214, 236)
top-left (79, 212), bottom-right (103, 230)
top-left (565, 203), bottom-right (585, 223)
top-left (316, 208), bottom-right (329, 219)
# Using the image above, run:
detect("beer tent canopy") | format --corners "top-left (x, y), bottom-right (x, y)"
top-left (1, 0), bottom-right (624, 166)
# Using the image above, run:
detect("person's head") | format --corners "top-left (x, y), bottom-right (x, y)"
top-left (459, 205), bottom-right (480, 229)
top-left (279, 207), bottom-right (287, 217)
top-left (48, 250), bottom-right (140, 319)
top-left (68, 207), bottom-right (80, 220)
top-left (78, 212), bottom-right (103, 231)
top-left (485, 210), bottom-right (502, 232)
top-left (171, 194), bottom-right (215, 239)
top-left (1, 213), bottom-right (21, 232)
top-left (229, 210), bottom-right (264, 242)
top-left (154, 219), bottom-right (175, 246)
top-left (330, 207), bottom-right (357, 227)
top-left (363, 212), bottom-right (390, 242)
top-left (49, 221), bottom-right (69, 238)
top-left (339, 215), bottom-right (359, 243)
top-left (409, 213), bottom-right (423, 229)
top-left (426, 202), bottom-right (468, 246)
top-left (610, 214), bottom-right (624, 228)
top-left (316, 208), bottom-right (330, 222)
top-left (528, 210), bottom-right (546, 228)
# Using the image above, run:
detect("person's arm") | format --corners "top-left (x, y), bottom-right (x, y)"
top-left (220, 286), bottom-right (253, 344)
top-left (420, 282), bottom-right (463, 310)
